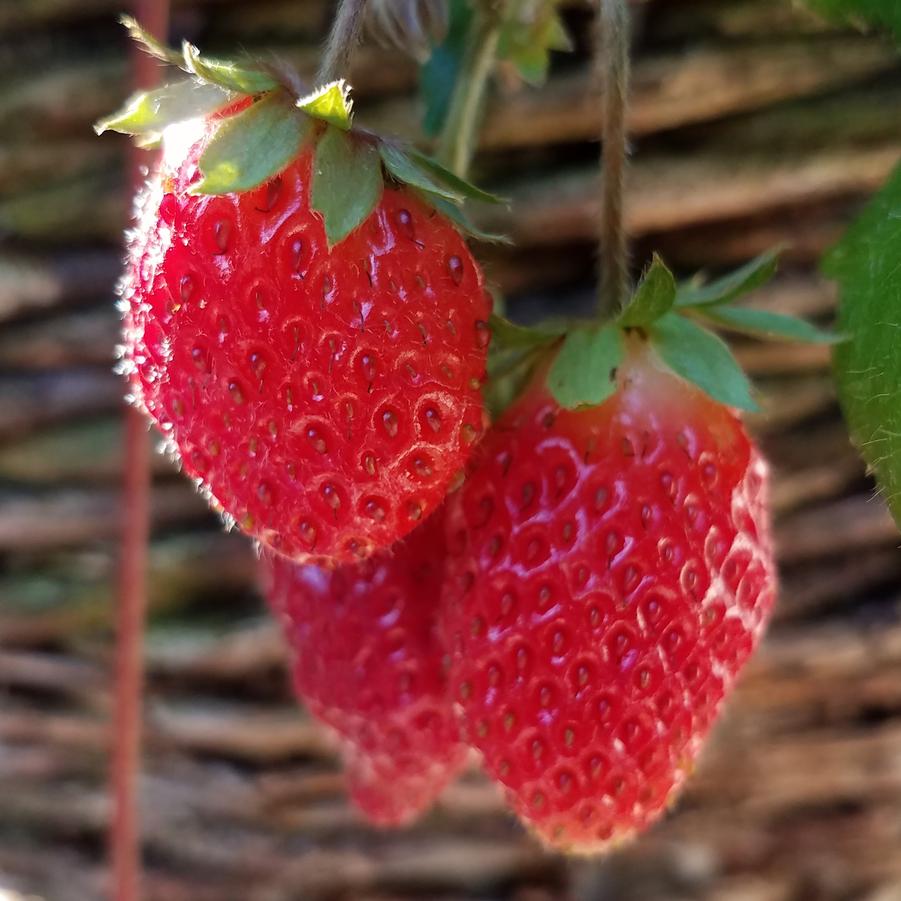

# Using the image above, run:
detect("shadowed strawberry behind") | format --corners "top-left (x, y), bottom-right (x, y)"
top-left (439, 337), bottom-right (777, 851)
top-left (260, 509), bottom-right (467, 825)
top-left (121, 120), bottom-right (490, 563)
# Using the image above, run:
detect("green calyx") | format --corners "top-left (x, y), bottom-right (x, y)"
top-left (95, 17), bottom-right (505, 247)
top-left (489, 249), bottom-right (841, 416)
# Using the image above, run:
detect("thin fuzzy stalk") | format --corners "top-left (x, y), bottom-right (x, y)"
top-left (317, 0), bottom-right (369, 84)
top-left (436, 1), bottom-right (508, 177)
top-left (597, 0), bottom-right (631, 319)
top-left (110, 3), bottom-right (168, 899)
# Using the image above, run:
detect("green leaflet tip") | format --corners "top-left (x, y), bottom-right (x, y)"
top-left (297, 80), bottom-right (354, 130)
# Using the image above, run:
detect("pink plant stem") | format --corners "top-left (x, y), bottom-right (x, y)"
top-left (110, 2), bottom-right (169, 898)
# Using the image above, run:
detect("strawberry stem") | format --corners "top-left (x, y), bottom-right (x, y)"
top-left (317, 0), bottom-right (370, 84)
top-left (109, 4), bottom-right (169, 899)
top-left (436, 0), bottom-right (508, 177)
top-left (597, 0), bottom-right (631, 320)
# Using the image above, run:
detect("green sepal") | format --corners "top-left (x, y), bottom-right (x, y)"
top-left (547, 325), bottom-right (623, 410)
top-left (94, 80), bottom-right (233, 137)
top-left (675, 249), bottom-right (780, 308)
top-left (181, 41), bottom-right (277, 94)
top-left (312, 129), bottom-right (383, 245)
top-left (119, 15), bottom-right (182, 65)
top-left (380, 144), bottom-right (464, 203)
top-left (693, 305), bottom-right (842, 344)
top-left (191, 95), bottom-right (310, 195)
top-left (424, 194), bottom-right (512, 244)
top-left (119, 16), bottom-right (276, 94)
top-left (407, 149), bottom-right (505, 205)
top-left (297, 81), bottom-right (353, 130)
top-left (490, 313), bottom-right (566, 349)
top-left (619, 255), bottom-right (677, 327)
top-left (650, 313), bottom-right (758, 412)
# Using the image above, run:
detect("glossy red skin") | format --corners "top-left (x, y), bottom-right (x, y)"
top-left (260, 510), bottom-right (466, 826)
top-left (439, 344), bottom-right (776, 852)
top-left (122, 120), bottom-right (490, 563)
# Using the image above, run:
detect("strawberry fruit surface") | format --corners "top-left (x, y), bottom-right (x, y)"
top-left (261, 508), bottom-right (466, 825)
top-left (123, 127), bottom-right (490, 562)
top-left (439, 338), bottom-right (776, 851)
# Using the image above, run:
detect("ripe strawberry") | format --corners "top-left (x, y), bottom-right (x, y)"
top-left (439, 337), bottom-right (776, 852)
top-left (121, 121), bottom-right (490, 562)
top-left (260, 509), bottom-right (467, 826)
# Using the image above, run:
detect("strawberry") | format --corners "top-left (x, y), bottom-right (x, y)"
top-left (439, 332), bottom-right (776, 852)
top-left (100, 28), bottom-right (498, 563)
top-left (260, 508), bottom-right (467, 826)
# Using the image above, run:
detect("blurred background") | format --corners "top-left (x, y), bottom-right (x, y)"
top-left (2, 1), bottom-right (901, 898)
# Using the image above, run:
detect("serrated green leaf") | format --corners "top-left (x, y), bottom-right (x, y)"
top-left (675, 249), bottom-right (780, 308)
top-left (805, 0), bottom-right (901, 41)
top-left (490, 313), bottom-right (566, 349)
top-left (297, 81), bottom-right (353, 130)
top-left (119, 14), bottom-right (182, 65)
top-left (827, 160), bottom-right (901, 528)
top-left (192, 95), bottom-right (308, 195)
top-left (407, 149), bottom-right (504, 204)
top-left (94, 80), bottom-right (233, 136)
top-left (547, 325), bottom-right (623, 409)
top-left (181, 41), bottom-right (277, 94)
top-left (619, 255), bottom-right (677, 327)
top-left (695, 306), bottom-right (842, 344)
top-left (312, 129), bottom-right (383, 245)
top-left (419, 0), bottom-right (470, 136)
top-left (424, 193), bottom-right (512, 244)
top-left (379, 144), bottom-right (463, 203)
top-left (651, 313), bottom-right (758, 412)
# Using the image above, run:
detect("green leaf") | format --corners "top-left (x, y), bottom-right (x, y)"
top-left (312, 129), bottom-right (383, 245)
top-left (490, 313), bottom-right (566, 349)
top-left (650, 313), bottom-right (758, 412)
top-left (406, 148), bottom-right (505, 204)
top-left (619, 255), bottom-right (677, 327)
top-left (192, 95), bottom-right (309, 195)
top-left (695, 306), bottom-right (842, 344)
top-left (94, 80), bottom-right (233, 136)
top-left (423, 194), bottom-right (512, 244)
top-left (547, 325), bottom-right (623, 409)
top-left (827, 159), bottom-right (901, 528)
top-left (805, 0), bottom-right (901, 41)
top-left (498, 2), bottom-right (573, 86)
top-left (119, 14), bottom-right (182, 65)
top-left (419, 0), bottom-right (470, 136)
top-left (297, 81), bottom-right (353, 130)
top-left (379, 144), bottom-right (463, 202)
top-left (181, 41), bottom-right (277, 94)
top-left (675, 249), bottom-right (780, 308)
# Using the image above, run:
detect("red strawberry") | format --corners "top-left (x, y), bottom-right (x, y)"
top-left (260, 508), bottom-right (467, 826)
top-left (120, 111), bottom-right (490, 563)
top-left (439, 337), bottom-right (776, 852)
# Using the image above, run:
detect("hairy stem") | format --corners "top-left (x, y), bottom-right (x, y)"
top-left (110, 5), bottom-right (168, 900)
top-left (436, 1), bottom-right (508, 177)
top-left (317, 0), bottom-right (369, 84)
top-left (597, 0), bottom-right (631, 319)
